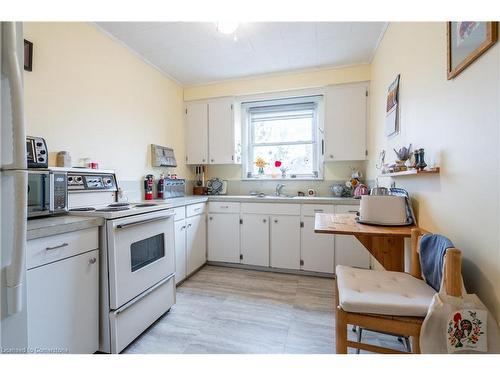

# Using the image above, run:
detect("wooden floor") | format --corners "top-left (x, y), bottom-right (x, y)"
top-left (123, 265), bottom-right (407, 354)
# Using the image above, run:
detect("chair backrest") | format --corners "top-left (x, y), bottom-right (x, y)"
top-left (410, 228), bottom-right (463, 297)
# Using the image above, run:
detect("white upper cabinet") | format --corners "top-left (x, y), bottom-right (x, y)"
top-left (185, 102), bottom-right (209, 164)
top-left (324, 82), bottom-right (368, 161)
top-left (208, 97), bottom-right (238, 164)
top-left (185, 97), bottom-right (240, 165)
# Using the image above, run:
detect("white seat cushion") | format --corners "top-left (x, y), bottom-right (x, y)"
top-left (336, 265), bottom-right (436, 317)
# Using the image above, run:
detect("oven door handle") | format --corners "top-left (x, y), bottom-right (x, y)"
top-left (115, 213), bottom-right (173, 229)
top-left (114, 274), bottom-right (174, 315)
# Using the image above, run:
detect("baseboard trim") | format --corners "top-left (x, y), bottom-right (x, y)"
top-left (206, 261), bottom-right (335, 279)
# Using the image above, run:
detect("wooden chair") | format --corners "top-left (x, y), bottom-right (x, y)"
top-left (335, 228), bottom-right (463, 354)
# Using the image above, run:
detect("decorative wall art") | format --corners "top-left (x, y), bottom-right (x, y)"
top-left (24, 39), bottom-right (33, 71)
top-left (447, 22), bottom-right (498, 79)
top-left (385, 74), bottom-right (400, 137)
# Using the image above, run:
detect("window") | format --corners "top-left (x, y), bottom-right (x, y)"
top-left (242, 95), bottom-right (324, 179)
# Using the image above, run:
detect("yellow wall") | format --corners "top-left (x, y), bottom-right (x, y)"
top-left (368, 22), bottom-right (500, 321)
top-left (183, 64), bottom-right (370, 101)
top-left (23, 22), bottom-right (189, 182)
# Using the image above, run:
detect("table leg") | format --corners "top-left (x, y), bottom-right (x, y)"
top-left (354, 235), bottom-right (405, 272)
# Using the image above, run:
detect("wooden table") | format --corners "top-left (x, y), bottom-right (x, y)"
top-left (314, 213), bottom-right (417, 272)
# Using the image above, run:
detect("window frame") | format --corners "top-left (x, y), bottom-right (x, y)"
top-left (241, 94), bottom-right (325, 181)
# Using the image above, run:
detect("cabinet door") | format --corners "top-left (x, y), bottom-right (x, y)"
top-left (27, 250), bottom-right (99, 353)
top-left (174, 220), bottom-right (187, 284)
top-left (208, 213), bottom-right (240, 263)
top-left (208, 97), bottom-right (235, 164)
top-left (301, 216), bottom-right (335, 273)
top-left (185, 102), bottom-right (208, 164)
top-left (325, 82), bottom-right (368, 161)
top-left (334, 205), bottom-right (370, 269)
top-left (186, 214), bottom-right (207, 275)
top-left (240, 214), bottom-right (269, 267)
top-left (270, 215), bottom-right (301, 270)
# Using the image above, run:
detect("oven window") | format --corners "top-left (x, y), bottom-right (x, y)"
top-left (130, 233), bottom-right (165, 272)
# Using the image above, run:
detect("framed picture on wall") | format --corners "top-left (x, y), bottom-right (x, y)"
top-left (24, 39), bottom-right (33, 71)
top-left (447, 22), bottom-right (498, 79)
top-left (385, 74), bottom-right (400, 137)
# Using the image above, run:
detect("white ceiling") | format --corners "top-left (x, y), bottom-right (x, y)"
top-left (95, 22), bottom-right (387, 86)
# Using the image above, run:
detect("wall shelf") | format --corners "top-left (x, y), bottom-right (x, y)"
top-left (378, 167), bottom-right (440, 177)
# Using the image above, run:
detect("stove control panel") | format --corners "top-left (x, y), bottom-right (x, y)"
top-left (68, 173), bottom-right (117, 191)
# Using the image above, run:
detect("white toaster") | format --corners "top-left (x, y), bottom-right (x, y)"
top-left (358, 195), bottom-right (408, 225)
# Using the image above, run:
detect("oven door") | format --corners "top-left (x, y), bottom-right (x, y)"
top-left (27, 171), bottom-right (50, 217)
top-left (106, 209), bottom-right (175, 310)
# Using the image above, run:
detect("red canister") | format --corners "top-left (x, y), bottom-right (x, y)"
top-left (144, 174), bottom-right (154, 200)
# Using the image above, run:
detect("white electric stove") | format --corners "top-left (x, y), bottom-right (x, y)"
top-left (66, 168), bottom-right (176, 353)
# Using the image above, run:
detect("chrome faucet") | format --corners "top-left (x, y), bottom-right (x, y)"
top-left (275, 183), bottom-right (285, 196)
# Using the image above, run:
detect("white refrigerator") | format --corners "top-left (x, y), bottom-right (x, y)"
top-left (0, 21), bottom-right (28, 352)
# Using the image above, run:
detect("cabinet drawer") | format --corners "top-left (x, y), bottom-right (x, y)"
top-left (335, 204), bottom-right (360, 214)
top-left (109, 275), bottom-right (175, 353)
top-left (27, 227), bottom-right (98, 270)
top-left (208, 201), bottom-right (240, 213)
top-left (173, 206), bottom-right (186, 221)
top-left (241, 203), bottom-right (300, 215)
top-left (186, 203), bottom-right (206, 217)
top-left (301, 204), bottom-right (335, 216)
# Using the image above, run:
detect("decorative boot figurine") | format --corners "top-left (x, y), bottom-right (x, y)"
top-left (416, 148), bottom-right (427, 171)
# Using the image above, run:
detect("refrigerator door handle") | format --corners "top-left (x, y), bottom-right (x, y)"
top-left (5, 171), bottom-right (28, 315)
top-left (2, 22), bottom-right (27, 170)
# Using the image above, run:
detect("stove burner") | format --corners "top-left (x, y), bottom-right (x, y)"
top-left (108, 203), bottom-right (130, 208)
top-left (96, 207), bottom-right (130, 212)
top-left (69, 207), bottom-right (96, 212)
top-left (134, 203), bottom-right (158, 207)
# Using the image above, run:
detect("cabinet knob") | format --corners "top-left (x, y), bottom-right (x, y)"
top-left (209, 217), bottom-right (213, 220)
top-left (202, 159), bottom-right (206, 162)
top-left (329, 154), bottom-right (334, 159)
top-left (211, 159), bottom-right (214, 163)
top-left (263, 219), bottom-right (267, 223)
top-left (89, 257), bottom-right (97, 264)
top-left (274, 219), bottom-right (278, 223)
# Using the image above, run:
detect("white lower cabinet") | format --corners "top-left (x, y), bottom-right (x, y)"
top-left (334, 204), bottom-right (370, 269)
top-left (270, 215), bottom-right (301, 270)
top-left (300, 216), bottom-right (335, 273)
top-left (204, 201), bottom-right (366, 274)
top-left (174, 219), bottom-right (187, 284)
top-left (240, 214), bottom-right (270, 267)
top-left (186, 213), bottom-right (207, 275)
top-left (27, 246), bottom-right (99, 354)
top-left (207, 213), bottom-right (240, 263)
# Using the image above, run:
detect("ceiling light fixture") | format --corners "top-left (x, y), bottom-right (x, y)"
top-left (216, 21), bottom-right (239, 35)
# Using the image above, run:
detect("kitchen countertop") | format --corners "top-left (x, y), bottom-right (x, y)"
top-left (27, 195), bottom-right (356, 240)
top-left (206, 195), bottom-right (360, 205)
top-left (27, 215), bottom-right (104, 240)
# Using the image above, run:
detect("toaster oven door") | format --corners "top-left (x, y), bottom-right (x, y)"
top-left (27, 171), bottom-right (50, 217)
